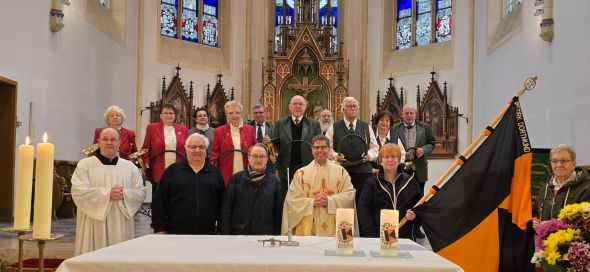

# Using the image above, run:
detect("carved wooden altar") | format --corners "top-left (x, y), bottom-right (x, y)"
top-left (416, 71), bottom-right (460, 159)
top-left (204, 74), bottom-right (233, 128)
top-left (261, 0), bottom-right (348, 121)
top-left (375, 76), bottom-right (406, 123)
top-left (148, 66), bottom-right (196, 128)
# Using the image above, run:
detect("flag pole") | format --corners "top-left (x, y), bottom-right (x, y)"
top-left (400, 76), bottom-right (538, 228)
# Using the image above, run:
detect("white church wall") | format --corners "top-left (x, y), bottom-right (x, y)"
top-left (366, 0), bottom-right (471, 184)
top-left (0, 0), bottom-right (138, 161)
top-left (474, 0), bottom-right (590, 164)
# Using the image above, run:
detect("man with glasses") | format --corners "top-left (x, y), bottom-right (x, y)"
top-left (71, 127), bottom-right (146, 255)
top-left (533, 144), bottom-right (590, 230)
top-left (151, 133), bottom-right (225, 234)
top-left (220, 143), bottom-right (283, 235)
top-left (281, 135), bottom-right (355, 236)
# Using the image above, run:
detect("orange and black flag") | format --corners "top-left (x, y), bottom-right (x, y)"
top-left (413, 97), bottom-right (535, 272)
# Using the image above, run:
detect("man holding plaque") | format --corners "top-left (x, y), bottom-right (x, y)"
top-left (71, 128), bottom-right (146, 255)
top-left (281, 135), bottom-right (355, 236)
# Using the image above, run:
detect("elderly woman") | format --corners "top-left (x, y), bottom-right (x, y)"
top-left (189, 109), bottom-right (215, 159)
top-left (211, 101), bottom-right (256, 185)
top-left (357, 143), bottom-right (422, 240)
top-left (93, 105), bottom-right (137, 160)
top-left (533, 144), bottom-right (590, 229)
top-left (141, 104), bottom-right (189, 187)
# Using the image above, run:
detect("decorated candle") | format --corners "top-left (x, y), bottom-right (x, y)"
top-left (380, 209), bottom-right (399, 256)
top-left (335, 208), bottom-right (354, 254)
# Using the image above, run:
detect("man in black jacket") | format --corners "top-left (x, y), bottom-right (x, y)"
top-left (151, 133), bottom-right (225, 234)
top-left (220, 143), bottom-right (284, 235)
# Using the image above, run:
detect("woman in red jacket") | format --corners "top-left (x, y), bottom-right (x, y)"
top-left (141, 104), bottom-right (188, 188)
top-left (211, 101), bottom-right (256, 185)
top-left (93, 105), bottom-right (137, 160)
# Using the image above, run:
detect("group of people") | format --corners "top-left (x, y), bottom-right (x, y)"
top-left (69, 95), bottom-right (589, 257)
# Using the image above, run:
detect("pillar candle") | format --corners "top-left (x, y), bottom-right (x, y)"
top-left (335, 208), bottom-right (354, 254)
top-left (380, 209), bottom-right (399, 256)
top-left (13, 137), bottom-right (34, 230)
top-left (32, 133), bottom-right (54, 239)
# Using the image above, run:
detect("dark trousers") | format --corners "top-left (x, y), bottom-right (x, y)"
top-left (348, 172), bottom-right (372, 206)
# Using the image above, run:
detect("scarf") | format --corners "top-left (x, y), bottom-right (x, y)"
top-left (196, 123), bottom-right (210, 131)
top-left (248, 164), bottom-right (267, 185)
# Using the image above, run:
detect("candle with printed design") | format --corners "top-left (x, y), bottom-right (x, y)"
top-left (335, 208), bottom-right (354, 254)
top-left (380, 209), bottom-right (399, 256)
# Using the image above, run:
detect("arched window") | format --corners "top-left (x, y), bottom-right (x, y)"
top-left (506, 0), bottom-right (522, 14)
top-left (395, 0), bottom-right (452, 50)
top-left (99, 0), bottom-right (109, 7)
top-left (160, 0), bottom-right (219, 47)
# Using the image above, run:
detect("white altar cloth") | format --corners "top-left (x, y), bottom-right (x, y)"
top-left (56, 235), bottom-right (463, 272)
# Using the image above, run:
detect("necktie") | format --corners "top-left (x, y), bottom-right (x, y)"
top-left (294, 118), bottom-right (300, 126)
top-left (256, 123), bottom-right (263, 142)
top-left (405, 124), bottom-right (414, 129)
top-left (348, 123), bottom-right (355, 133)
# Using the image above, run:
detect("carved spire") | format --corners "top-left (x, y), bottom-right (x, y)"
top-left (176, 65), bottom-right (181, 76)
top-left (230, 87), bottom-right (235, 101)
top-left (430, 68), bottom-right (436, 82)
top-left (400, 87), bottom-right (405, 105)
top-left (416, 85), bottom-right (421, 111)
top-left (206, 83), bottom-right (211, 103)
top-left (161, 76), bottom-right (166, 99)
top-left (376, 90), bottom-right (381, 109)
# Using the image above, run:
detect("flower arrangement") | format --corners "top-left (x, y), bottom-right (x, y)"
top-left (532, 202), bottom-right (590, 272)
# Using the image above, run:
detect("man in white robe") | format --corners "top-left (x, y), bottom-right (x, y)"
top-left (281, 135), bottom-right (355, 236)
top-left (72, 127), bottom-right (146, 255)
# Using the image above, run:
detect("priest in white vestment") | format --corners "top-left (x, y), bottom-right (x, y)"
top-left (72, 127), bottom-right (146, 255)
top-left (281, 135), bottom-right (355, 236)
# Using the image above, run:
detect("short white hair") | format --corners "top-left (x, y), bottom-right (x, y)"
top-left (186, 133), bottom-right (209, 148)
top-left (340, 97), bottom-right (358, 111)
top-left (103, 105), bottom-right (126, 125)
top-left (224, 101), bottom-right (243, 112)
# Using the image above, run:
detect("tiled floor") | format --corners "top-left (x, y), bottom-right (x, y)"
top-left (0, 205), bottom-right (431, 268)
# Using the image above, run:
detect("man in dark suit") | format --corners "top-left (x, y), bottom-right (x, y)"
top-left (265, 95), bottom-right (321, 197)
top-left (392, 104), bottom-right (435, 239)
top-left (249, 104), bottom-right (276, 174)
top-left (392, 104), bottom-right (435, 185)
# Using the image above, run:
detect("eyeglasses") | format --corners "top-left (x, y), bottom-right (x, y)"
top-left (551, 159), bottom-right (572, 165)
top-left (381, 156), bottom-right (398, 161)
top-left (186, 145), bottom-right (207, 150)
top-left (312, 145), bottom-right (330, 150)
top-left (249, 154), bottom-right (268, 160)
top-left (100, 138), bottom-right (119, 143)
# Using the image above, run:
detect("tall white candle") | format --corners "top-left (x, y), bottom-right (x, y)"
top-left (32, 133), bottom-right (54, 239)
top-left (335, 208), bottom-right (354, 254)
top-left (380, 209), bottom-right (399, 256)
top-left (13, 137), bottom-right (34, 230)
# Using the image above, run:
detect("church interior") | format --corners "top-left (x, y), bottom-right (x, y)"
top-left (1, 0), bottom-right (589, 271)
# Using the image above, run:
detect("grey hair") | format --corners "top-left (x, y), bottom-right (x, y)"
top-left (186, 133), bottom-right (209, 148)
top-left (340, 97), bottom-right (359, 110)
top-left (103, 105), bottom-right (126, 125)
top-left (550, 144), bottom-right (576, 161)
top-left (225, 101), bottom-right (243, 112)
top-left (252, 104), bottom-right (266, 111)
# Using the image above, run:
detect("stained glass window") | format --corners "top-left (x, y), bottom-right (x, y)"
top-left (320, 0), bottom-right (338, 53)
top-left (99, 0), bottom-right (108, 7)
top-left (396, 0), bottom-right (412, 50)
top-left (435, 0), bottom-right (452, 43)
top-left (182, 0), bottom-right (198, 42)
top-left (202, 0), bottom-right (219, 47)
top-left (161, 0), bottom-right (178, 38)
top-left (275, 0), bottom-right (295, 52)
top-left (415, 0), bottom-right (432, 46)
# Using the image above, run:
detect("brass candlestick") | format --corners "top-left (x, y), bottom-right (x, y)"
top-left (1, 227), bottom-right (32, 272)
top-left (20, 233), bottom-right (64, 272)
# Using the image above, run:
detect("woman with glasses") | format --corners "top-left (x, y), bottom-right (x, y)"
top-left (211, 101), bottom-right (256, 185)
top-left (141, 104), bottom-right (189, 189)
top-left (357, 143), bottom-right (422, 240)
top-left (533, 144), bottom-right (590, 230)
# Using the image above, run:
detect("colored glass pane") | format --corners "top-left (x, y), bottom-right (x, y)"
top-left (183, 0), bottom-right (197, 10)
top-left (202, 0), bottom-right (219, 47)
top-left (416, 0), bottom-right (432, 46)
top-left (396, 0), bottom-right (412, 50)
top-left (161, 2), bottom-right (178, 38)
top-left (275, 0), bottom-right (295, 52)
top-left (507, 0), bottom-right (513, 13)
top-left (436, 0), bottom-right (452, 43)
top-left (182, 9), bottom-right (198, 42)
top-left (162, 0), bottom-right (176, 4)
top-left (319, 0), bottom-right (338, 53)
top-left (99, 0), bottom-right (108, 7)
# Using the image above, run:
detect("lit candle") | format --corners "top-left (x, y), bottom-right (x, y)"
top-left (380, 209), bottom-right (399, 256)
top-left (32, 133), bottom-right (54, 239)
top-left (335, 208), bottom-right (354, 254)
top-left (13, 137), bottom-right (34, 230)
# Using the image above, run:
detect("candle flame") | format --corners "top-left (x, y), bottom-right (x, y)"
top-left (43, 132), bottom-right (48, 143)
top-left (26, 136), bottom-right (30, 145)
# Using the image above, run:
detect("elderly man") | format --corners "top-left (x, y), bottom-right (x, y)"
top-left (71, 127), bottom-right (146, 255)
top-left (281, 135), bottom-right (355, 236)
top-left (220, 143), bottom-right (283, 235)
top-left (391, 104), bottom-right (435, 185)
top-left (249, 104), bottom-right (274, 143)
top-left (325, 97), bottom-right (379, 205)
top-left (151, 133), bottom-right (225, 234)
top-left (319, 109), bottom-right (333, 135)
top-left (265, 95), bottom-right (321, 197)
top-left (533, 144), bottom-right (590, 229)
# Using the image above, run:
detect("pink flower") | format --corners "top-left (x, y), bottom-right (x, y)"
top-left (535, 219), bottom-right (574, 251)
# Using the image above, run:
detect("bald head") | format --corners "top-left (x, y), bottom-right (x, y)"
top-left (289, 95), bottom-right (307, 118)
top-left (402, 104), bottom-right (417, 125)
top-left (98, 127), bottom-right (121, 158)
